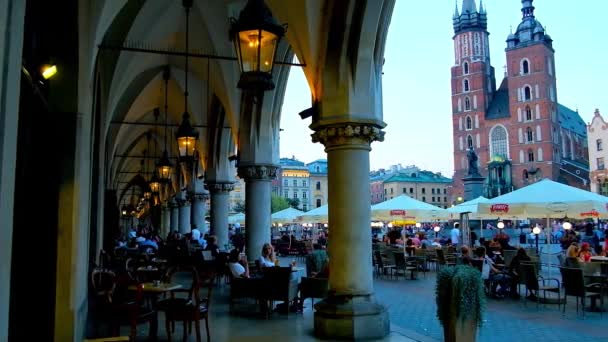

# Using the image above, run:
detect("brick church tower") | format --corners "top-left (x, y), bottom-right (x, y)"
top-left (451, 0), bottom-right (589, 200)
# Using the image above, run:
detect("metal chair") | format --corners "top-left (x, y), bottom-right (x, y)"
top-left (559, 266), bottom-right (603, 318)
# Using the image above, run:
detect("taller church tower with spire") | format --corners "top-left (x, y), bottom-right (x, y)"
top-left (450, 0), bottom-right (589, 201)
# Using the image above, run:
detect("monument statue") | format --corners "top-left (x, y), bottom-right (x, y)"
top-left (467, 148), bottom-right (481, 176)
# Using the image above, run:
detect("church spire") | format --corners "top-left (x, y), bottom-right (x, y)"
top-left (461, 0), bottom-right (478, 14)
top-left (521, 0), bottom-right (535, 18)
top-left (453, 0), bottom-right (487, 35)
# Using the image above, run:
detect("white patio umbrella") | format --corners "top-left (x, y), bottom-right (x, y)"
top-left (228, 212), bottom-right (245, 224)
top-left (271, 207), bottom-right (304, 224)
top-left (296, 204), bottom-right (329, 223)
top-left (371, 195), bottom-right (450, 221)
top-left (477, 178), bottom-right (608, 219)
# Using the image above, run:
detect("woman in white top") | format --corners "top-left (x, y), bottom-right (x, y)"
top-left (228, 249), bottom-right (250, 278)
top-left (258, 243), bottom-right (276, 267)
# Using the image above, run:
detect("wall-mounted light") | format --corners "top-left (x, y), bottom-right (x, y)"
top-left (41, 64), bottom-right (57, 79)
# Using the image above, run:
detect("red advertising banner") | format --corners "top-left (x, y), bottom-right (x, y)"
top-left (490, 204), bottom-right (509, 213)
top-left (390, 210), bottom-right (406, 216)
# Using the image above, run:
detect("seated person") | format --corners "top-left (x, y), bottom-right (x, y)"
top-left (578, 242), bottom-right (593, 262)
top-left (460, 246), bottom-right (470, 257)
top-left (205, 235), bottom-right (220, 258)
top-left (228, 249), bottom-right (250, 278)
top-left (308, 244), bottom-right (329, 276)
top-left (259, 243), bottom-right (277, 267)
top-left (475, 246), bottom-right (510, 297)
top-left (508, 248), bottom-right (531, 297)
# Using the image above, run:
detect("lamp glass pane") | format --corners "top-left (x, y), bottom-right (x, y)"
top-left (238, 29), bottom-right (277, 73)
top-left (177, 136), bottom-right (196, 157)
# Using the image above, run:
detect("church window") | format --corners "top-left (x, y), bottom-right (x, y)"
top-left (525, 106), bottom-right (532, 121)
top-left (523, 170), bottom-right (529, 180)
top-left (524, 86), bottom-right (532, 101)
top-left (521, 59), bottom-right (530, 75)
top-left (464, 97), bottom-right (471, 111)
top-left (465, 116), bottom-right (473, 130)
top-left (528, 149), bottom-right (535, 162)
top-left (316, 199), bottom-right (322, 208)
top-left (463, 62), bottom-right (469, 75)
top-left (463, 79), bottom-right (470, 92)
top-left (467, 135), bottom-right (473, 149)
top-left (316, 181), bottom-right (321, 190)
top-left (473, 33), bottom-right (481, 56)
top-left (490, 125), bottom-right (508, 158)
top-left (526, 127), bottom-right (534, 142)
top-left (597, 139), bottom-right (603, 151)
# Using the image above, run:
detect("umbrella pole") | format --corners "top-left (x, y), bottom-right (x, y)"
top-left (480, 219), bottom-right (483, 241)
top-left (546, 215), bottom-right (551, 279)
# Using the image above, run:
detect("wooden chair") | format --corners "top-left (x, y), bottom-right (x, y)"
top-left (164, 276), bottom-right (213, 342)
top-left (373, 250), bottom-right (395, 279)
top-left (261, 267), bottom-right (297, 317)
top-left (156, 267), bottom-right (199, 339)
top-left (392, 252), bottom-right (417, 280)
top-left (299, 277), bottom-right (329, 307)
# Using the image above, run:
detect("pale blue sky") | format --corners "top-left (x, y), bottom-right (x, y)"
top-left (279, 0), bottom-right (608, 176)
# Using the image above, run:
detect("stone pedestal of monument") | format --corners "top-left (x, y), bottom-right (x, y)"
top-left (462, 174), bottom-right (485, 201)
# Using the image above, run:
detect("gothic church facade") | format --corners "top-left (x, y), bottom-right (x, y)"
top-left (451, 0), bottom-right (589, 199)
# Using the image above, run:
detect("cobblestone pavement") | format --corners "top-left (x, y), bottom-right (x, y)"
top-left (373, 259), bottom-right (608, 341)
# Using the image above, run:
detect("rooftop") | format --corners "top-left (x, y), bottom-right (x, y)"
top-left (384, 171), bottom-right (452, 184)
top-left (558, 104), bottom-right (587, 137)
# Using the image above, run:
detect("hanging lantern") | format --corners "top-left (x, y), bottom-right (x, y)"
top-left (121, 204), bottom-right (128, 216)
top-left (157, 150), bottom-right (174, 183)
top-left (175, 112), bottom-right (199, 161)
top-left (230, 0), bottom-right (286, 90)
top-left (149, 174), bottom-right (161, 195)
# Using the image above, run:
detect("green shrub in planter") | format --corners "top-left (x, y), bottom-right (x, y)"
top-left (436, 265), bottom-right (485, 342)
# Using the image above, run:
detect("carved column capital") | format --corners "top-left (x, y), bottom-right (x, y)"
top-left (237, 164), bottom-right (279, 181)
top-left (189, 192), bottom-right (210, 202)
top-left (311, 122), bottom-right (385, 150)
top-left (206, 182), bottom-right (235, 193)
top-left (175, 198), bottom-right (190, 207)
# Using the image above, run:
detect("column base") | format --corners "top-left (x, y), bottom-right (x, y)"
top-left (314, 294), bottom-right (389, 340)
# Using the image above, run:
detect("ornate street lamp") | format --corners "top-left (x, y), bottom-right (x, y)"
top-left (176, 0), bottom-right (199, 163)
top-left (230, 0), bottom-right (286, 90)
top-left (532, 224), bottom-right (542, 254)
top-left (157, 67), bottom-right (173, 183)
top-left (433, 225), bottom-right (441, 238)
top-left (497, 219), bottom-right (505, 229)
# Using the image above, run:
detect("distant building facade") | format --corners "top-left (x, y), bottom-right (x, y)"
top-left (383, 170), bottom-right (452, 208)
top-left (307, 159), bottom-right (328, 208)
top-left (587, 109), bottom-right (608, 195)
top-left (228, 177), bottom-right (246, 213)
top-left (279, 157), bottom-right (310, 211)
top-left (451, 0), bottom-right (589, 199)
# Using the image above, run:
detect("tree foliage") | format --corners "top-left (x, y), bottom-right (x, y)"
top-left (233, 201), bottom-right (246, 213)
top-left (271, 194), bottom-right (289, 213)
top-left (286, 198), bottom-right (300, 209)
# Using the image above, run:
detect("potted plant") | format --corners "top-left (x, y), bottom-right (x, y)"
top-left (436, 265), bottom-right (485, 342)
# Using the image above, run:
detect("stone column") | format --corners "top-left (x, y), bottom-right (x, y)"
top-left (177, 198), bottom-right (191, 234)
top-left (312, 123), bottom-right (389, 339)
top-left (169, 199), bottom-right (179, 233)
top-left (160, 203), bottom-right (171, 238)
top-left (207, 182), bottom-right (234, 249)
top-left (238, 165), bottom-right (277, 260)
top-left (190, 192), bottom-right (209, 233)
top-left (0, 1), bottom-right (25, 339)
